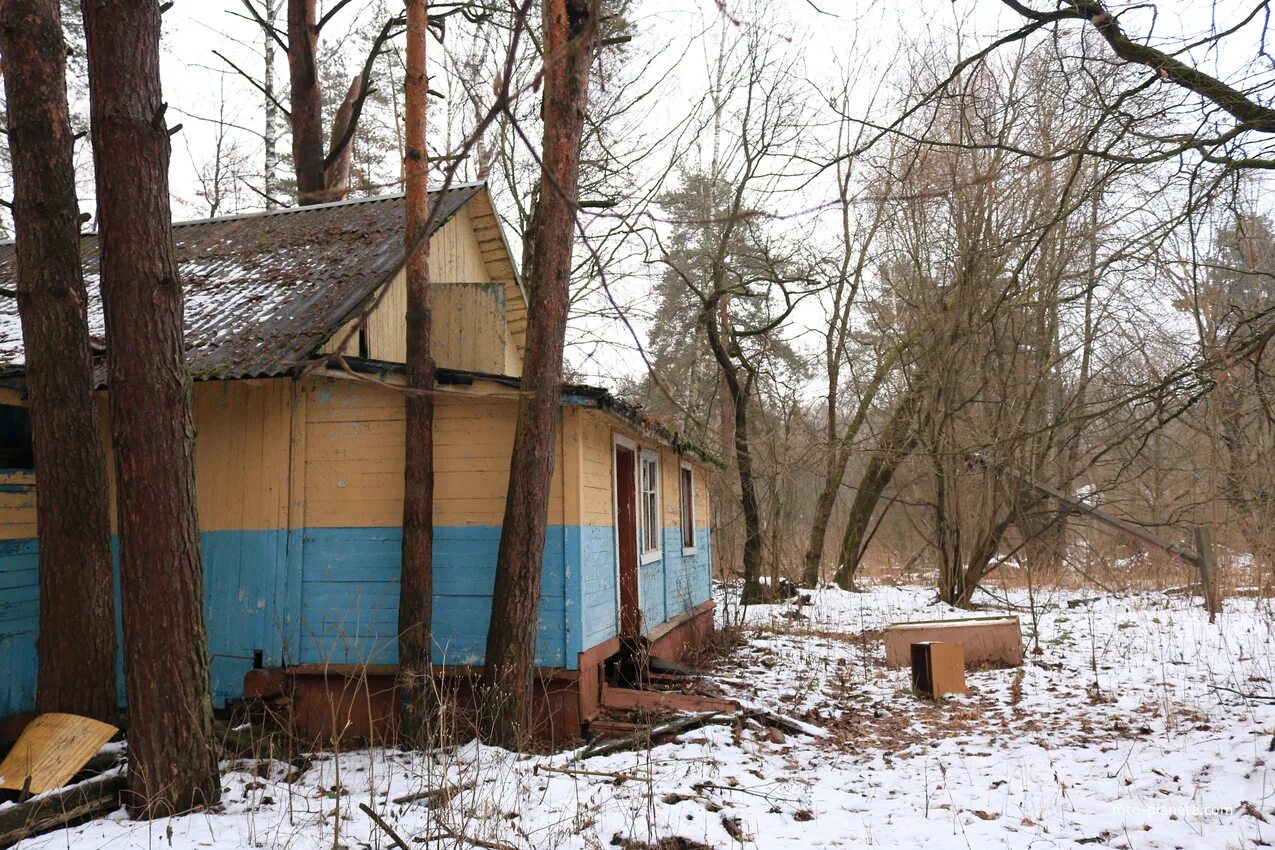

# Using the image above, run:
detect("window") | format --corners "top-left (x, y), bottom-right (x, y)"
top-left (639, 449), bottom-right (660, 562)
top-left (680, 463), bottom-right (696, 553)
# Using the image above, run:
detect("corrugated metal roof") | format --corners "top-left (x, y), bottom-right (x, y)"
top-left (0, 182), bottom-right (484, 380)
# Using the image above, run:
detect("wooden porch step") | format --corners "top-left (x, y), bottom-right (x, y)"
top-left (600, 685), bottom-right (737, 714)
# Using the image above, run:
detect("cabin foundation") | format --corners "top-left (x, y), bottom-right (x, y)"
top-left (244, 600), bottom-right (715, 747)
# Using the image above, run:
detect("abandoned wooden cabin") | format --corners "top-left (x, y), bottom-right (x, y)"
top-left (0, 182), bottom-right (715, 743)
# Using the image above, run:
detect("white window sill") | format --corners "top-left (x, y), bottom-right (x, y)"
top-left (682, 546), bottom-right (697, 556)
top-left (640, 549), bottom-right (662, 565)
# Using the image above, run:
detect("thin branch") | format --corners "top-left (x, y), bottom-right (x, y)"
top-left (316, 0), bottom-right (359, 33)
top-left (238, 0), bottom-right (288, 53)
top-left (212, 50), bottom-right (291, 121)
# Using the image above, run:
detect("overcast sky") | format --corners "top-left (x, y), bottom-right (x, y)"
top-left (64, 0), bottom-right (1273, 385)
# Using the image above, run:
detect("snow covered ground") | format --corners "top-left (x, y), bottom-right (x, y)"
top-left (13, 584), bottom-right (1275, 849)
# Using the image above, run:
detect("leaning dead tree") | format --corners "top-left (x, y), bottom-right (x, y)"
top-left (83, 0), bottom-right (220, 815)
top-left (228, 0), bottom-right (405, 204)
top-left (0, 0), bottom-right (117, 724)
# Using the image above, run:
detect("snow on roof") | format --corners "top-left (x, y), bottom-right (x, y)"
top-left (0, 183), bottom-right (484, 380)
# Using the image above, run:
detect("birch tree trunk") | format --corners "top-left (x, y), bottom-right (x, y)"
top-left (398, 0), bottom-right (434, 745)
top-left (82, 0), bottom-right (219, 815)
top-left (0, 0), bottom-right (117, 724)
top-left (480, 0), bottom-right (594, 749)
top-left (263, 0), bottom-right (279, 208)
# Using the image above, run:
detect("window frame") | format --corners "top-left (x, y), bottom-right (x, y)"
top-left (639, 448), bottom-right (662, 564)
top-left (679, 461), bottom-right (697, 555)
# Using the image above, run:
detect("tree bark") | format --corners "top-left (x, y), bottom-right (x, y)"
top-left (82, 0), bottom-right (219, 816)
top-left (398, 0), bottom-right (433, 745)
top-left (263, 0), bottom-right (279, 208)
top-left (0, 0), bottom-right (117, 724)
top-left (323, 73), bottom-right (362, 198)
top-left (480, 0), bottom-right (594, 749)
top-left (832, 393), bottom-right (919, 591)
top-left (286, 0), bottom-right (325, 204)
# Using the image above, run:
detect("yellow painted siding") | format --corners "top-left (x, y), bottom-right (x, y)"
top-left (319, 202), bottom-right (527, 375)
top-left (578, 410), bottom-right (616, 527)
top-left (575, 409), bottom-right (713, 534)
top-left (503, 329), bottom-right (523, 375)
top-left (0, 469), bottom-right (36, 540)
top-left (301, 376), bottom-right (565, 529)
top-left (189, 379), bottom-right (293, 532)
top-left (431, 284), bottom-right (508, 373)
top-left (4, 380), bottom-right (294, 536)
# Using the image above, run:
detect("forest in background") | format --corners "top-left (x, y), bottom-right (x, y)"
top-left (4, 1), bottom-right (1274, 609)
top-left (0, 0), bottom-right (1272, 834)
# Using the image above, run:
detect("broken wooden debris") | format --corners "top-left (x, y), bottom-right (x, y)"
top-left (739, 708), bottom-right (821, 739)
top-left (390, 781), bottom-right (474, 807)
top-left (358, 802), bottom-right (412, 850)
top-left (647, 656), bottom-right (706, 677)
top-left (0, 771), bottom-right (125, 849)
top-left (0, 713), bottom-right (118, 796)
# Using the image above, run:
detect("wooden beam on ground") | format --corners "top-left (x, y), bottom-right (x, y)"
top-left (0, 771), bottom-right (124, 848)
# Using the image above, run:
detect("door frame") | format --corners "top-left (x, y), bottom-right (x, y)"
top-left (612, 433), bottom-right (641, 637)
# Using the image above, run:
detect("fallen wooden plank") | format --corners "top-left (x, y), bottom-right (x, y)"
top-left (0, 714), bottom-right (118, 795)
top-left (601, 686), bottom-right (737, 714)
top-left (0, 771), bottom-right (124, 849)
top-left (740, 708), bottom-right (824, 739)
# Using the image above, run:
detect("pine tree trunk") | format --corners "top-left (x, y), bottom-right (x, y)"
top-left (398, 0), bottom-right (434, 745)
top-left (480, 0), bottom-right (594, 748)
top-left (287, 0), bottom-right (325, 204)
top-left (0, 0), bottom-right (117, 724)
top-left (82, 0), bottom-right (219, 815)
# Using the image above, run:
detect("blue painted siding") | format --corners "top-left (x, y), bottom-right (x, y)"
top-left (0, 538), bottom-right (38, 717)
top-left (577, 525), bottom-right (616, 653)
top-left (0, 530), bottom-right (290, 715)
top-left (640, 554), bottom-right (665, 632)
top-left (660, 527), bottom-right (713, 621)
top-left (202, 529), bottom-right (291, 704)
top-left (0, 519), bottom-right (713, 720)
top-left (297, 525), bottom-right (570, 668)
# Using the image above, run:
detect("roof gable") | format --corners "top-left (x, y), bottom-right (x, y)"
top-left (0, 182), bottom-right (514, 380)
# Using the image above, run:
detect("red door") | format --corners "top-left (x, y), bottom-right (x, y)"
top-left (614, 444), bottom-right (641, 636)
